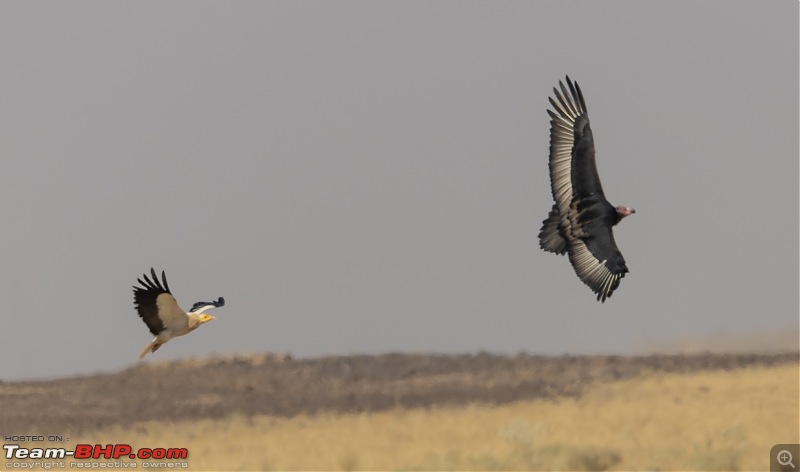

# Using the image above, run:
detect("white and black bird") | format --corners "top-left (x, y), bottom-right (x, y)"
top-left (539, 77), bottom-right (635, 302)
top-left (133, 268), bottom-right (225, 360)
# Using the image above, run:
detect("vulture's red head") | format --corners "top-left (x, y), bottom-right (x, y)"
top-left (615, 206), bottom-right (636, 224)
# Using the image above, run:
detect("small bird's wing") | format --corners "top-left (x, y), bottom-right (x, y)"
top-left (190, 297), bottom-right (226, 314)
top-left (133, 268), bottom-right (188, 335)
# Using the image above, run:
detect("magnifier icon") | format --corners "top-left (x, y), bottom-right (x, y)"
top-left (778, 450), bottom-right (796, 469)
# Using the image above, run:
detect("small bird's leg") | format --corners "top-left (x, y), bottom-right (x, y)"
top-left (138, 338), bottom-right (161, 361)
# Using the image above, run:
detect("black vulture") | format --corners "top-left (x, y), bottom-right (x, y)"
top-left (539, 77), bottom-right (635, 302)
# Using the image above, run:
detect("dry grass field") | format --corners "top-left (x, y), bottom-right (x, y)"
top-left (3, 352), bottom-right (798, 471)
top-left (69, 364), bottom-right (798, 471)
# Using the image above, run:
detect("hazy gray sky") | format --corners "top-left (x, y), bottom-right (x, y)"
top-left (1, 1), bottom-right (797, 380)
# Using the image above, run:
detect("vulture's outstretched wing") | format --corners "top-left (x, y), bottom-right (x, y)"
top-left (543, 77), bottom-right (628, 302)
top-left (190, 297), bottom-right (226, 314)
top-left (567, 221), bottom-right (627, 302)
top-left (547, 77), bottom-right (607, 212)
top-left (133, 268), bottom-right (188, 335)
